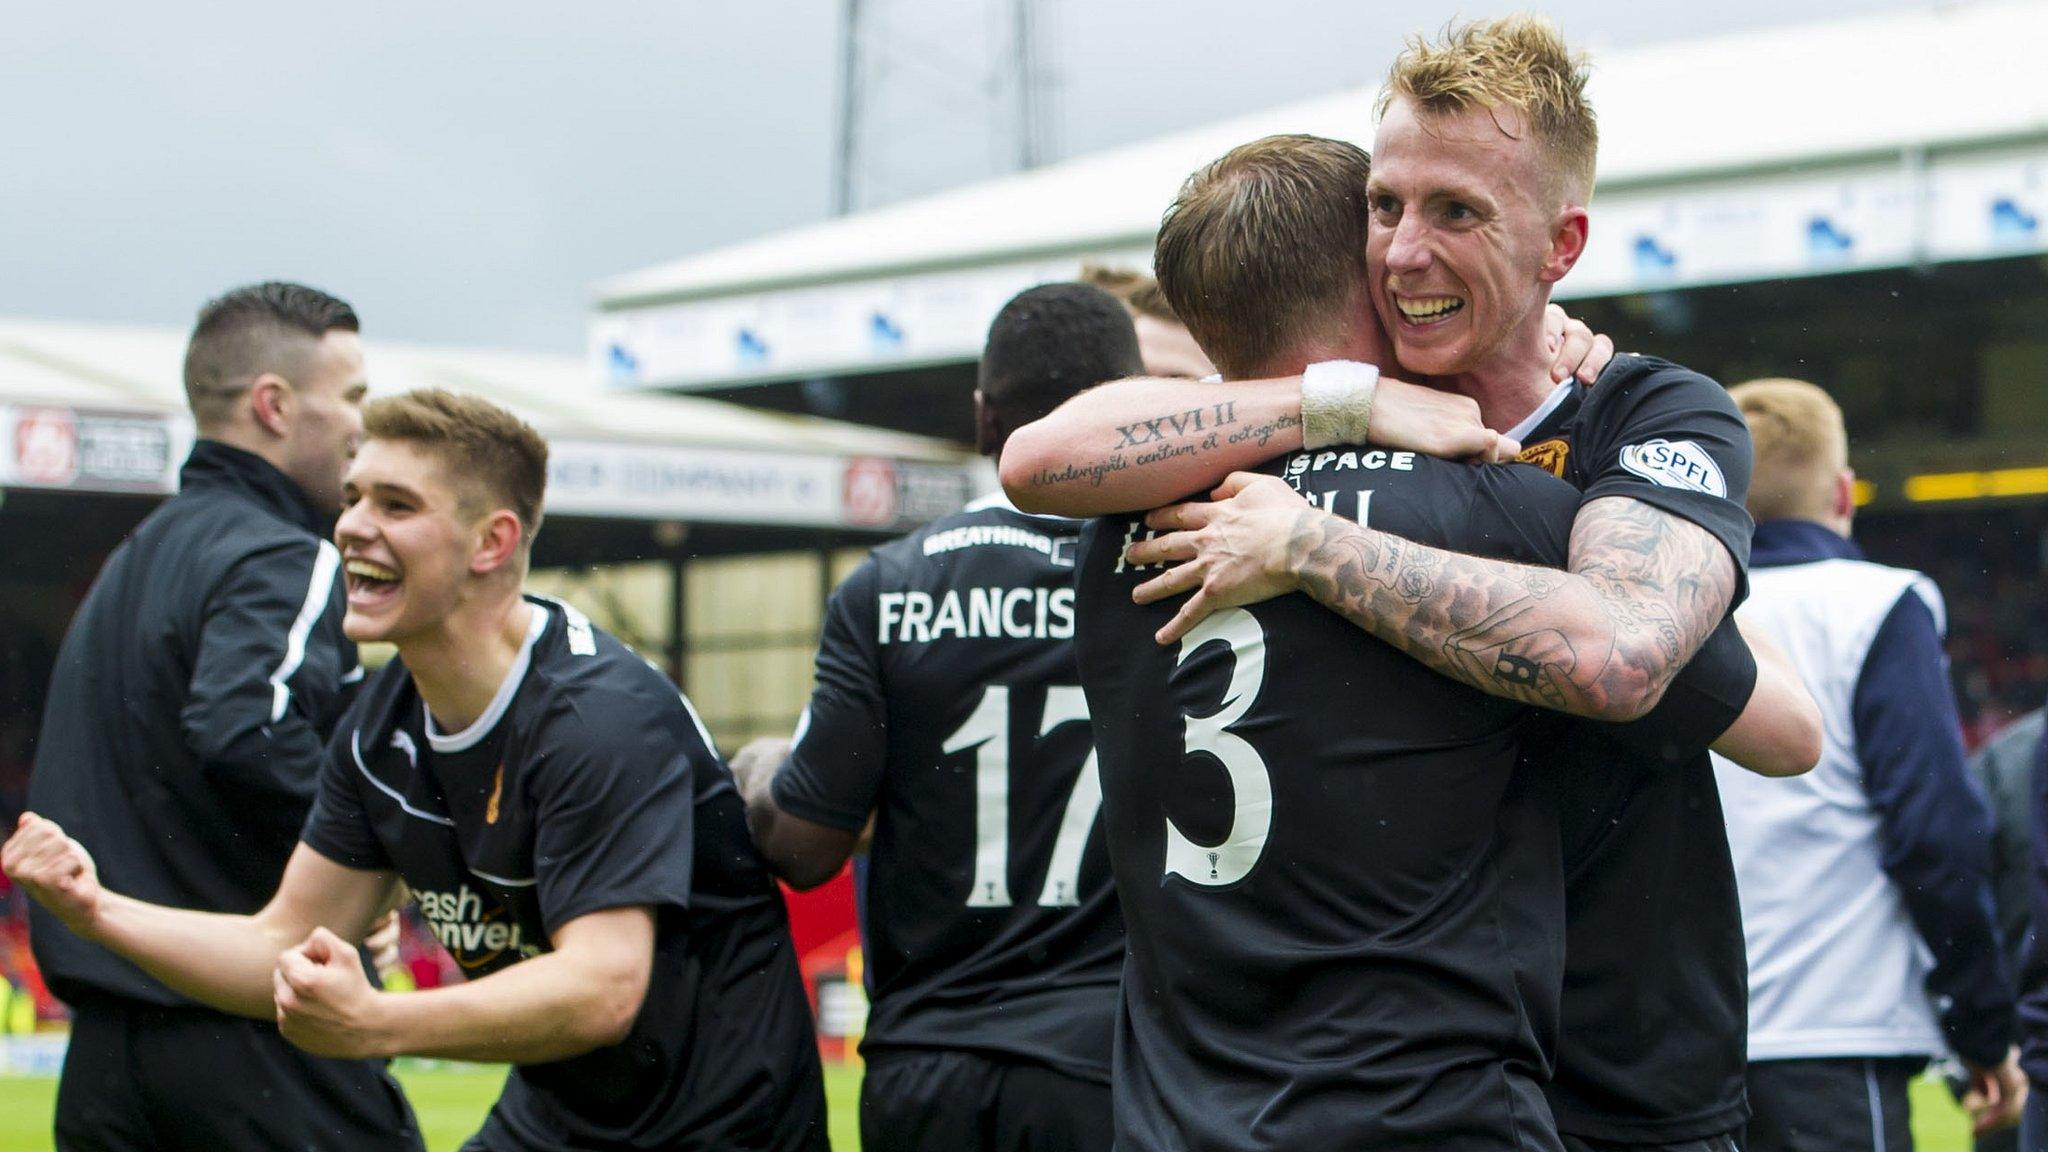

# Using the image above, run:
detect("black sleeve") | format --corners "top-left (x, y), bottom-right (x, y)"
top-left (528, 678), bottom-right (701, 936)
top-left (181, 539), bottom-right (346, 836)
top-left (1456, 462), bottom-right (1581, 569)
top-left (1604, 618), bottom-right (1757, 765)
top-left (299, 722), bottom-right (393, 872)
top-left (1576, 360), bottom-right (1756, 602)
top-left (771, 558), bottom-right (888, 834)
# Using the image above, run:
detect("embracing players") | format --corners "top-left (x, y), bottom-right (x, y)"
top-left (736, 282), bottom-right (1143, 1152)
top-left (1075, 131), bottom-right (1593, 1151)
top-left (5, 390), bottom-right (827, 1151)
top-left (1007, 17), bottom-right (1836, 1152)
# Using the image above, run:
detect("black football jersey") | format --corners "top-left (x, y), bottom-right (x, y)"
top-left (302, 597), bottom-right (827, 1151)
top-left (1510, 354), bottom-right (1759, 1143)
top-left (1077, 448), bottom-right (1580, 1152)
top-left (772, 495), bottom-right (1124, 1082)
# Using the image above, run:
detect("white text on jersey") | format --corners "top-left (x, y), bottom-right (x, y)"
top-left (1283, 448), bottom-right (1418, 477)
top-left (923, 523), bottom-right (1056, 557)
top-left (877, 587), bottom-right (1075, 644)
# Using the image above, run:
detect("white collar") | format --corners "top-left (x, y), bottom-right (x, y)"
top-left (1504, 379), bottom-right (1575, 445)
top-left (424, 605), bottom-right (549, 753)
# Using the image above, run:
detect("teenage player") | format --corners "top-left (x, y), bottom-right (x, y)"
top-left (1004, 19), bottom-right (1829, 1150)
top-left (24, 282), bottom-right (420, 1151)
top-left (5, 390), bottom-right (828, 1152)
top-left (733, 283), bottom-right (1142, 1152)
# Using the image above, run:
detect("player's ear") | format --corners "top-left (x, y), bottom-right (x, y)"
top-left (248, 374), bottom-right (293, 438)
top-left (974, 390), bottom-right (1003, 458)
top-left (1540, 205), bottom-right (1589, 284)
top-left (1833, 468), bottom-right (1857, 524)
top-left (470, 509), bottom-right (525, 576)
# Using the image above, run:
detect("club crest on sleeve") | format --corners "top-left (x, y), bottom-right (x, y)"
top-left (1617, 439), bottom-right (1727, 497)
top-left (1516, 438), bottom-right (1571, 477)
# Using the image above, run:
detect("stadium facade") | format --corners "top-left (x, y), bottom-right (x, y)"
top-left (590, 0), bottom-right (2048, 736)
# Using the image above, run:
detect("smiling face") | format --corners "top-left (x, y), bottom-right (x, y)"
top-left (335, 438), bottom-right (488, 646)
top-left (1366, 97), bottom-right (1586, 381)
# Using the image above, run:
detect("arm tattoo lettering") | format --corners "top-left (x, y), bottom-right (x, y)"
top-left (1022, 399), bottom-right (1301, 492)
top-left (1112, 401), bottom-right (1237, 449)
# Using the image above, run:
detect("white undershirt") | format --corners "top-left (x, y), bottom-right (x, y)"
top-left (423, 605), bottom-right (549, 753)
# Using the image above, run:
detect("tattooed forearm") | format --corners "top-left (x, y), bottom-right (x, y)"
top-left (1001, 377), bottom-right (1313, 515)
top-left (1288, 511), bottom-right (1610, 714)
top-left (1284, 496), bottom-right (1734, 721)
top-left (1564, 496), bottom-right (1735, 702)
top-left (1025, 407), bottom-right (1303, 492)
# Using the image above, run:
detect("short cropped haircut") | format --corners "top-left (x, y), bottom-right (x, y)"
top-left (1380, 15), bottom-right (1598, 203)
top-left (1153, 134), bottom-right (1372, 379)
top-left (979, 283), bottom-right (1144, 429)
top-left (183, 282), bottom-right (359, 430)
top-left (1078, 264), bottom-right (1180, 324)
top-left (1729, 378), bottom-right (1848, 523)
top-left (361, 389), bottom-right (549, 541)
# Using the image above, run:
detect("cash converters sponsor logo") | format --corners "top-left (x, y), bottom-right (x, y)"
top-left (1518, 438), bottom-right (1571, 478)
top-left (1617, 439), bottom-right (1726, 497)
top-left (414, 884), bottom-right (542, 969)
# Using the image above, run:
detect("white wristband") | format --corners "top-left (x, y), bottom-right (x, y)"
top-left (1300, 360), bottom-right (1379, 450)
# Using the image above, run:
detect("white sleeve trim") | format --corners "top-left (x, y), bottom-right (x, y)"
top-left (351, 729), bottom-right (455, 827)
top-left (269, 541), bottom-right (341, 724)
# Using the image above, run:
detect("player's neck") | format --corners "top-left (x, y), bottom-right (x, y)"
top-left (201, 426), bottom-right (299, 489)
top-left (401, 592), bottom-right (536, 734)
top-left (1444, 316), bottom-right (1558, 433)
top-left (1242, 331), bottom-right (1378, 382)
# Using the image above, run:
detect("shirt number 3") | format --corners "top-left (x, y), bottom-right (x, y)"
top-left (1164, 608), bottom-right (1272, 887)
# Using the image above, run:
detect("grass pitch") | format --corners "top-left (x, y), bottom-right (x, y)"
top-left (0, 1061), bottom-right (1975, 1150)
top-left (0, 1060), bottom-right (863, 1151)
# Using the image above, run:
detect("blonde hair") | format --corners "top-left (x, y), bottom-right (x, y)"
top-left (1379, 14), bottom-right (1598, 203)
top-left (361, 389), bottom-right (549, 540)
top-left (1078, 265), bottom-right (1180, 324)
top-left (1729, 378), bottom-right (1848, 523)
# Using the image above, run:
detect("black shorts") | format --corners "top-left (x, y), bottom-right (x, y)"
top-left (55, 995), bottom-right (422, 1152)
top-left (860, 1048), bottom-right (1110, 1152)
top-left (1742, 1056), bottom-right (1922, 1152)
top-left (1562, 1132), bottom-right (1741, 1152)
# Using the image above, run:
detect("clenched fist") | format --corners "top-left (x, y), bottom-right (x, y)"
top-left (1, 813), bottom-right (103, 937)
top-left (275, 926), bottom-right (391, 1060)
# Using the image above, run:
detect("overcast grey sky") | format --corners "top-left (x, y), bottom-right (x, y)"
top-left (1, 0), bottom-right (1925, 351)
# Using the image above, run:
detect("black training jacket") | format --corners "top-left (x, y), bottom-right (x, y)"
top-left (27, 440), bottom-right (356, 1008)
